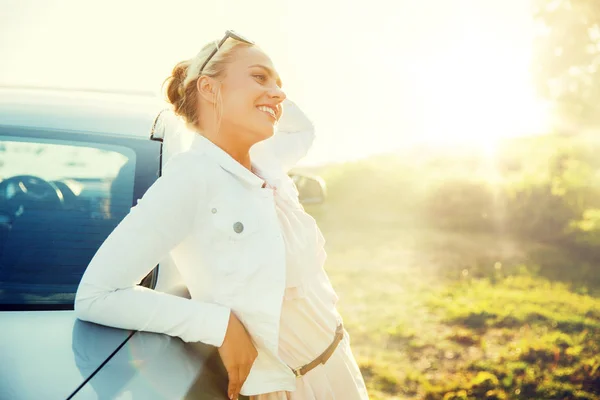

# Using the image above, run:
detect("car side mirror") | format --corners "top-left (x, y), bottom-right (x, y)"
top-left (289, 174), bottom-right (327, 205)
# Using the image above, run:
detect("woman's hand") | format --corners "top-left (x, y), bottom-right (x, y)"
top-left (218, 312), bottom-right (258, 400)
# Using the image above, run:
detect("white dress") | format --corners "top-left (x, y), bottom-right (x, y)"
top-left (249, 175), bottom-right (369, 400)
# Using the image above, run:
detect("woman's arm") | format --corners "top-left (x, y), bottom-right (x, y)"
top-left (250, 98), bottom-right (315, 173)
top-left (74, 152), bottom-right (230, 347)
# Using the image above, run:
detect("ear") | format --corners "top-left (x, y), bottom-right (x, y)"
top-left (196, 76), bottom-right (219, 104)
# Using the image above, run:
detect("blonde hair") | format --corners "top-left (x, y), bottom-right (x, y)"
top-left (163, 38), bottom-right (254, 131)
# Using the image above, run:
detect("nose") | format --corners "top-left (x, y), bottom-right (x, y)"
top-left (268, 85), bottom-right (286, 102)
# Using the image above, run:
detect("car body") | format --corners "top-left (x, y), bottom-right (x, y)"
top-left (0, 87), bottom-right (325, 400)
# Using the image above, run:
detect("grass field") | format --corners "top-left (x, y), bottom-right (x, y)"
top-left (301, 149), bottom-right (600, 399)
top-left (318, 223), bottom-right (600, 399)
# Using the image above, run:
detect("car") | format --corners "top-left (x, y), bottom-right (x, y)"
top-left (0, 86), bottom-right (326, 400)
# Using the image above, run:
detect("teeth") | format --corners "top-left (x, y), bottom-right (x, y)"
top-left (258, 106), bottom-right (276, 118)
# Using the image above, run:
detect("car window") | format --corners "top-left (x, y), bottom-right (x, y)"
top-left (0, 136), bottom-right (136, 308)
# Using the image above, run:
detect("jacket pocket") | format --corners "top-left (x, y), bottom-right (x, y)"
top-left (207, 196), bottom-right (261, 242)
top-left (205, 196), bottom-right (263, 279)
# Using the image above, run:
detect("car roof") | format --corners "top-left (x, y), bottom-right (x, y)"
top-left (0, 86), bottom-right (169, 139)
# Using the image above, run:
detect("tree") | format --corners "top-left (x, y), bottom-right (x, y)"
top-left (532, 0), bottom-right (600, 127)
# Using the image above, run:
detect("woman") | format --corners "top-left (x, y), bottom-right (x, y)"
top-left (75, 31), bottom-right (369, 400)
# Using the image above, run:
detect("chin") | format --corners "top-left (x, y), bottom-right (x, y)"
top-left (253, 124), bottom-right (276, 141)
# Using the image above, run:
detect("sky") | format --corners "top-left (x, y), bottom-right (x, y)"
top-left (0, 0), bottom-right (547, 166)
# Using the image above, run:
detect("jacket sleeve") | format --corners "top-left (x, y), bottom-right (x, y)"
top-left (250, 98), bottom-right (316, 173)
top-left (74, 152), bottom-right (231, 347)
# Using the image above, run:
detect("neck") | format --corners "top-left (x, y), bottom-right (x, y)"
top-left (200, 130), bottom-right (253, 171)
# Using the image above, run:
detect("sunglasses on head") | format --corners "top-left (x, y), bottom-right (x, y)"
top-left (198, 30), bottom-right (254, 75)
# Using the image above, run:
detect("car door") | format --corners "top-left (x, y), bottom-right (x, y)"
top-left (0, 125), bottom-right (161, 399)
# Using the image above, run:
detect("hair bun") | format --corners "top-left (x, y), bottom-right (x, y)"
top-left (164, 60), bottom-right (191, 116)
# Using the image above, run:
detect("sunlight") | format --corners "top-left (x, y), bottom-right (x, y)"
top-left (398, 0), bottom-right (550, 155)
top-left (0, 0), bottom-right (548, 165)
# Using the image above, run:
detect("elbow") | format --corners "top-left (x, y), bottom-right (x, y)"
top-left (73, 286), bottom-right (89, 321)
top-left (305, 128), bottom-right (316, 147)
top-left (73, 282), bottom-right (99, 323)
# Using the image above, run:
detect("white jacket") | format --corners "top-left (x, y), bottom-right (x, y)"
top-left (74, 100), bottom-right (318, 395)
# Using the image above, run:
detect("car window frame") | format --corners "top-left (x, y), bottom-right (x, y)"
top-left (0, 125), bottom-right (162, 311)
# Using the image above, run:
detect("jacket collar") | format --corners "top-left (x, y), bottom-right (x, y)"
top-left (190, 133), bottom-right (266, 188)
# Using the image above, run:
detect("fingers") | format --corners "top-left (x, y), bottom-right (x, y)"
top-left (228, 363), bottom-right (253, 400)
top-left (227, 368), bottom-right (240, 400)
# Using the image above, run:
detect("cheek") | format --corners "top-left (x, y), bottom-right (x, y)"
top-left (221, 96), bottom-right (253, 121)
top-left (226, 75), bottom-right (257, 94)
top-left (221, 83), bottom-right (262, 118)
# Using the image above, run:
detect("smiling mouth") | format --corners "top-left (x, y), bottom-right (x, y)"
top-left (257, 105), bottom-right (277, 120)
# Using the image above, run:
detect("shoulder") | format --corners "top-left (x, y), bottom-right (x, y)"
top-left (162, 149), bottom-right (217, 177)
top-left (161, 149), bottom-right (234, 198)
top-left (157, 150), bottom-right (210, 197)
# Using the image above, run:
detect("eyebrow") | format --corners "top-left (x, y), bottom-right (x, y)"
top-left (248, 64), bottom-right (283, 88)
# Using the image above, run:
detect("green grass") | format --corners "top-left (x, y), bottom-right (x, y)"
top-left (318, 222), bottom-right (600, 399)
top-left (424, 277), bottom-right (600, 399)
top-left (294, 135), bottom-right (600, 399)
top-left (302, 192), bottom-right (600, 400)
top-left (428, 276), bottom-right (600, 333)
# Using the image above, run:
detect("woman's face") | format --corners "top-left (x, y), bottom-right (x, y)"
top-left (217, 46), bottom-right (286, 145)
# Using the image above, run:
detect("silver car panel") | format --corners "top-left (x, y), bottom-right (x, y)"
top-left (0, 311), bottom-right (130, 400)
top-left (72, 321), bottom-right (230, 400)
